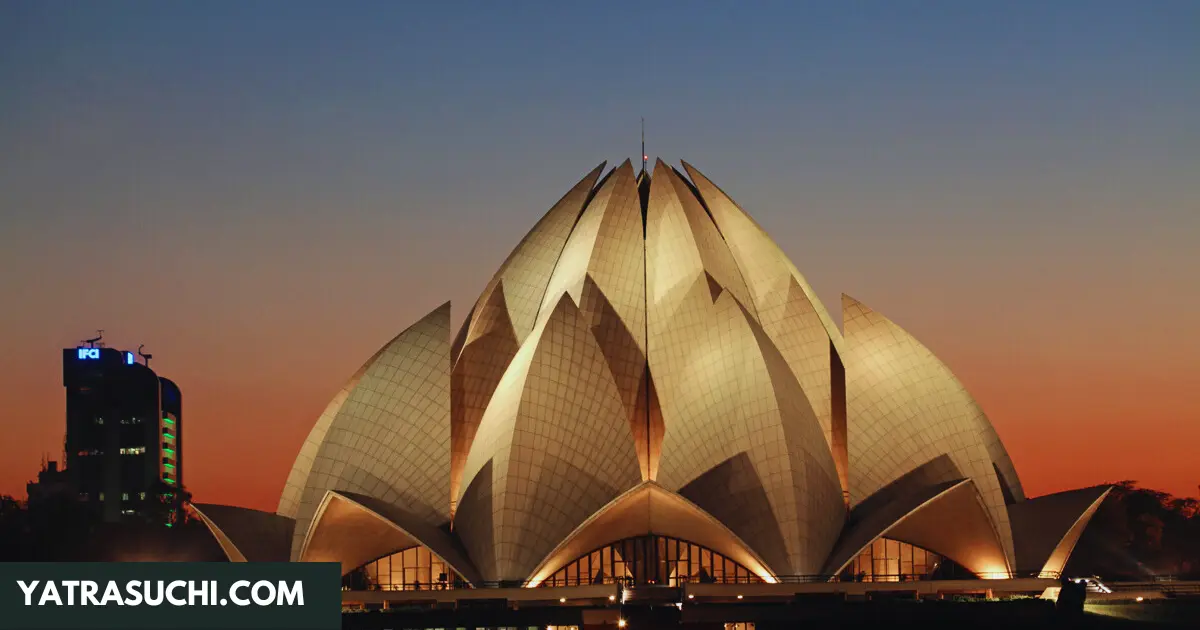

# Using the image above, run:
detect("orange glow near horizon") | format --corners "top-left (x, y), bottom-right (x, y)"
top-left (2, 0), bottom-right (1197, 519)
top-left (2, 279), bottom-right (1196, 513)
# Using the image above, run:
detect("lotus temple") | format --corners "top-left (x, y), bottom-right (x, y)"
top-left (192, 159), bottom-right (1111, 609)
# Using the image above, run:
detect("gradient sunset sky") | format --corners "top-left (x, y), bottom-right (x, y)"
top-left (2, 1), bottom-right (1197, 510)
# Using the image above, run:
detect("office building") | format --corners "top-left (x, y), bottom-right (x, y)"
top-left (63, 344), bottom-right (182, 523)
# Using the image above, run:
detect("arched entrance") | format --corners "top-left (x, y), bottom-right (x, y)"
top-left (538, 535), bottom-right (764, 588)
top-left (837, 537), bottom-right (972, 582)
top-left (343, 546), bottom-right (467, 591)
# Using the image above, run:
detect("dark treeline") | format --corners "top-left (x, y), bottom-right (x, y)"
top-left (0, 492), bottom-right (225, 562)
top-left (1065, 481), bottom-right (1200, 580)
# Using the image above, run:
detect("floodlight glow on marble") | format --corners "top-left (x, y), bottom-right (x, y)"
top-left (191, 159), bottom-right (1112, 590)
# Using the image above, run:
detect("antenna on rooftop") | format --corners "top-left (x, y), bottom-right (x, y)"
top-left (641, 117), bottom-right (647, 174)
top-left (82, 330), bottom-right (104, 348)
top-left (138, 344), bottom-right (153, 368)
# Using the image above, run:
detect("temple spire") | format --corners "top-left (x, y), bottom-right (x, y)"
top-left (641, 117), bottom-right (647, 174)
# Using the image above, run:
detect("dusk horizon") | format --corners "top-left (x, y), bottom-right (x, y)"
top-left (2, 1), bottom-right (1197, 513)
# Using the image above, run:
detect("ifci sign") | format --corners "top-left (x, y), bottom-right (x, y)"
top-left (76, 349), bottom-right (136, 364)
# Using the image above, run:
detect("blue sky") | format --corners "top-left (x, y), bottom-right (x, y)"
top-left (1, 1), bottom-right (1197, 504)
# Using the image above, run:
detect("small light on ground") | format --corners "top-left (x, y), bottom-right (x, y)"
top-left (1136, 596), bottom-right (1144, 602)
top-left (559, 597), bottom-right (566, 603)
top-left (618, 619), bottom-right (627, 628)
top-left (737, 594), bottom-right (743, 600)
top-left (687, 594), bottom-right (694, 599)
top-left (608, 594), bottom-right (616, 601)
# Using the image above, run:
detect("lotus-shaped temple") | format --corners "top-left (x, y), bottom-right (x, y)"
top-left (194, 160), bottom-right (1110, 591)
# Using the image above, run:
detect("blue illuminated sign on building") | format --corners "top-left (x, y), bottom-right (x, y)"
top-left (125, 352), bottom-right (135, 365)
top-left (77, 348), bottom-right (100, 360)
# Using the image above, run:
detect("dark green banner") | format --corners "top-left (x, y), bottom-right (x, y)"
top-left (0, 563), bottom-right (341, 630)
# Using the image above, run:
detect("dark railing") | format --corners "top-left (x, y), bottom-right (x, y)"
top-left (346, 570), bottom-right (1069, 592)
top-left (1105, 580), bottom-right (1200, 595)
top-left (348, 580), bottom-right (473, 592)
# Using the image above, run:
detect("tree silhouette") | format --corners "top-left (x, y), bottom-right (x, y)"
top-left (0, 482), bottom-right (221, 562)
top-left (1066, 480), bottom-right (1200, 579)
top-left (138, 480), bottom-right (194, 527)
top-left (0, 495), bottom-right (28, 561)
top-left (0, 492), bottom-right (99, 561)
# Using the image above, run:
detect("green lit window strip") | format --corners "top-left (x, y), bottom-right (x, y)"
top-left (163, 448), bottom-right (175, 454)
top-left (163, 432), bottom-right (175, 440)
top-left (164, 463), bottom-right (175, 469)
top-left (163, 418), bottom-right (174, 425)
top-left (163, 477), bottom-right (175, 484)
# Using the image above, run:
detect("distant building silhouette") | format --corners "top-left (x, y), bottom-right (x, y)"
top-left (25, 460), bottom-right (69, 506)
top-left (62, 345), bottom-right (182, 524)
